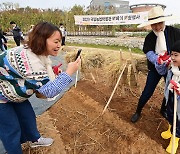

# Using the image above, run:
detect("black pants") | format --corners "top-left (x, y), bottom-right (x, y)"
top-left (13, 36), bottom-right (21, 46)
top-left (0, 43), bottom-right (5, 52)
top-left (136, 69), bottom-right (167, 113)
top-left (61, 37), bottom-right (65, 46)
top-left (4, 44), bottom-right (7, 50)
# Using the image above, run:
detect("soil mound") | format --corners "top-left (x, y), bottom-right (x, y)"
top-left (23, 46), bottom-right (171, 154)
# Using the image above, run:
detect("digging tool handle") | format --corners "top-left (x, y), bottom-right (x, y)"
top-left (172, 91), bottom-right (177, 154)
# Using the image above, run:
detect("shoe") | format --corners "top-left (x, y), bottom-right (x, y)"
top-left (30, 136), bottom-right (54, 148)
top-left (161, 124), bottom-right (171, 139)
top-left (166, 136), bottom-right (179, 154)
top-left (131, 112), bottom-right (141, 123)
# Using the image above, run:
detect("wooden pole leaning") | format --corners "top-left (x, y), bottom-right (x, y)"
top-left (120, 49), bottom-right (125, 96)
top-left (102, 61), bottom-right (127, 114)
top-left (172, 91), bottom-right (177, 154)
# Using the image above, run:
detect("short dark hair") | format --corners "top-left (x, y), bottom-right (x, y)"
top-left (27, 22), bottom-right (62, 55)
top-left (172, 40), bottom-right (180, 53)
top-left (10, 21), bottom-right (16, 24)
top-left (59, 23), bottom-right (63, 26)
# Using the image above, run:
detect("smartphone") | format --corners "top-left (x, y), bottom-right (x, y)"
top-left (75, 49), bottom-right (82, 60)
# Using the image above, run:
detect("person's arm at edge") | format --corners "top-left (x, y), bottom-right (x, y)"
top-left (146, 50), bottom-right (158, 65)
top-left (146, 51), bottom-right (167, 75)
top-left (37, 72), bottom-right (72, 98)
top-left (37, 57), bottom-right (81, 98)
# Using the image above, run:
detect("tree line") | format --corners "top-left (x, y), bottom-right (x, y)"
top-left (0, 2), bottom-right (179, 35)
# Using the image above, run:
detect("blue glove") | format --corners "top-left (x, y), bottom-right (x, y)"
top-left (146, 51), bottom-right (158, 65)
top-left (155, 62), bottom-right (167, 75)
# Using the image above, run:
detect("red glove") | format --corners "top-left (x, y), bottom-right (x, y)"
top-left (170, 80), bottom-right (180, 95)
top-left (52, 63), bottom-right (62, 75)
top-left (157, 51), bottom-right (171, 66)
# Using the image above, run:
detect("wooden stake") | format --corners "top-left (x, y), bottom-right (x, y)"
top-left (102, 61), bottom-right (127, 114)
top-left (90, 72), bottom-right (96, 83)
top-left (119, 49), bottom-right (125, 96)
top-left (129, 48), bottom-right (141, 93)
top-left (129, 48), bottom-right (137, 82)
top-left (172, 91), bottom-right (177, 154)
top-left (120, 49), bottom-right (123, 65)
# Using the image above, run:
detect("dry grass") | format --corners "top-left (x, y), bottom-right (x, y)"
top-left (64, 48), bottom-right (141, 94)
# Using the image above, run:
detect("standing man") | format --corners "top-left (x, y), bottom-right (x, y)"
top-left (131, 6), bottom-right (180, 123)
top-left (59, 23), bottom-right (67, 46)
top-left (10, 21), bottom-right (24, 46)
top-left (0, 26), bottom-right (7, 52)
top-left (0, 32), bottom-right (7, 52)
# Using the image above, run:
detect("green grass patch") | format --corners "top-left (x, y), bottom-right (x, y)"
top-left (8, 40), bottom-right (15, 44)
top-left (7, 40), bottom-right (16, 49)
top-left (66, 42), bottom-right (143, 54)
top-left (6, 40), bottom-right (143, 55)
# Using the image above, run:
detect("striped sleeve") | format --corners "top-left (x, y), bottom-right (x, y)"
top-left (37, 72), bottom-right (72, 98)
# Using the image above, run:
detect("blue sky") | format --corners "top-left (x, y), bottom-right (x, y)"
top-left (0, 0), bottom-right (91, 10)
top-left (0, 0), bottom-right (180, 23)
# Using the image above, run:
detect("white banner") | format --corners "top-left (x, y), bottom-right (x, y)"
top-left (74, 12), bottom-right (148, 25)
